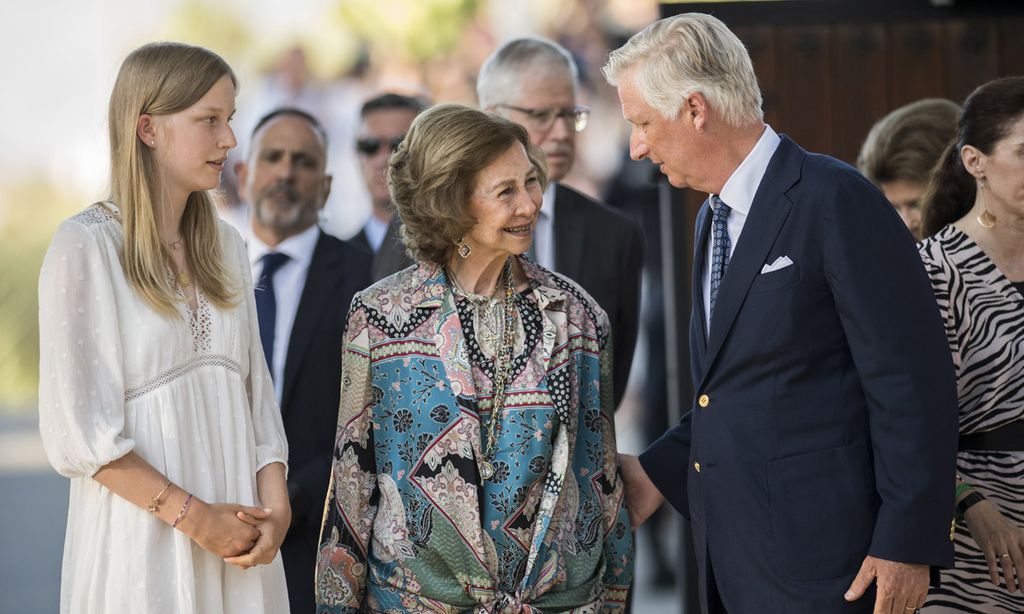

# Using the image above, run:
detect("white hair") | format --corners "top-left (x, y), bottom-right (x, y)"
top-left (477, 37), bottom-right (578, 108)
top-left (602, 13), bottom-right (763, 127)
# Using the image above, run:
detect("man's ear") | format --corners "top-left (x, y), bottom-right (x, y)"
top-left (137, 114), bottom-right (157, 148)
top-left (234, 160), bottom-right (249, 201)
top-left (321, 174), bottom-right (333, 206)
top-left (686, 92), bottom-right (710, 133)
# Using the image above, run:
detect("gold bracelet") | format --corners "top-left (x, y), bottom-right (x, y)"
top-left (147, 481), bottom-right (173, 514)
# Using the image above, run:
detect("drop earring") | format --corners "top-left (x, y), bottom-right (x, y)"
top-left (976, 178), bottom-right (996, 229)
top-left (455, 238), bottom-right (472, 258)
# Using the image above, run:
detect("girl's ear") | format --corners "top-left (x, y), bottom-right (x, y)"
top-left (137, 114), bottom-right (157, 148)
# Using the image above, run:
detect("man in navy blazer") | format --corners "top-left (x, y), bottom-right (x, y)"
top-left (603, 14), bottom-right (959, 614)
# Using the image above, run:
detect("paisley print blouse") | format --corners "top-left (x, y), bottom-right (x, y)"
top-left (315, 258), bottom-right (633, 613)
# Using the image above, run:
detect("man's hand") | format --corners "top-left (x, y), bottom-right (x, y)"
top-left (618, 453), bottom-right (665, 529)
top-left (844, 555), bottom-right (928, 614)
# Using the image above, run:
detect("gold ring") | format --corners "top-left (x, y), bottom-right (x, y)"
top-left (903, 606), bottom-right (916, 612)
top-left (1001, 553), bottom-right (1012, 559)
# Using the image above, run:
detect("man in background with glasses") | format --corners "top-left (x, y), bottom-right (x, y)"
top-left (478, 37), bottom-right (644, 410)
top-left (352, 93), bottom-right (428, 280)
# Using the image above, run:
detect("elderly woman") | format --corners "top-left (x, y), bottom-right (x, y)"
top-left (314, 104), bottom-right (633, 613)
top-left (857, 98), bottom-right (960, 239)
top-left (918, 77), bottom-right (1024, 612)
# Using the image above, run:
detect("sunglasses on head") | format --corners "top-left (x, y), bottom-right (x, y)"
top-left (356, 135), bottom-right (406, 156)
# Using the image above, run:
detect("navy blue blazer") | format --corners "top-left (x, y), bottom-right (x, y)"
top-left (640, 136), bottom-right (958, 614)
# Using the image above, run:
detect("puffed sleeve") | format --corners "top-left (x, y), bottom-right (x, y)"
top-left (227, 224), bottom-right (288, 473)
top-left (38, 219), bottom-right (134, 478)
top-left (315, 296), bottom-right (377, 614)
top-left (595, 309), bottom-right (634, 612)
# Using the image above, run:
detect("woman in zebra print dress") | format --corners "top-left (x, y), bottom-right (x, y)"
top-left (918, 77), bottom-right (1024, 613)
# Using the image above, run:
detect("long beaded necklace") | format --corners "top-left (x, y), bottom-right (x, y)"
top-left (448, 259), bottom-right (517, 480)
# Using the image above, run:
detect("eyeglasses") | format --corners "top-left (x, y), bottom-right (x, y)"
top-left (356, 135), bottom-right (405, 156)
top-left (495, 104), bottom-right (591, 133)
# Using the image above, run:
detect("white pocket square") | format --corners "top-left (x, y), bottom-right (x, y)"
top-left (760, 256), bottom-right (794, 274)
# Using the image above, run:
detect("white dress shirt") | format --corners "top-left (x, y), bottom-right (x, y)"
top-left (248, 223), bottom-right (321, 403)
top-left (363, 215), bottom-right (388, 254)
top-left (702, 125), bottom-right (781, 332)
top-left (533, 182), bottom-right (557, 270)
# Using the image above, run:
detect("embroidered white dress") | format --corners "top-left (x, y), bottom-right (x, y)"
top-left (38, 203), bottom-right (290, 614)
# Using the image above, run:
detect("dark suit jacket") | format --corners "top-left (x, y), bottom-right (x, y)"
top-left (279, 231), bottom-right (372, 614)
top-left (552, 184), bottom-right (643, 409)
top-left (640, 137), bottom-right (958, 614)
top-left (350, 227), bottom-right (371, 254)
top-left (351, 220), bottom-right (414, 283)
top-left (371, 217), bottom-right (414, 282)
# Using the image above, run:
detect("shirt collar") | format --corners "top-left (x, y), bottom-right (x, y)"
top-left (716, 124), bottom-right (781, 216)
top-left (540, 182), bottom-right (556, 221)
top-left (363, 215), bottom-right (389, 252)
top-left (248, 223), bottom-right (320, 270)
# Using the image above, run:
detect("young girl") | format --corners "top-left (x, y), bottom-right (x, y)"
top-left (38, 42), bottom-right (290, 613)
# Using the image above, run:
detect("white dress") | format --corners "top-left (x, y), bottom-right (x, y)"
top-left (38, 203), bottom-right (290, 614)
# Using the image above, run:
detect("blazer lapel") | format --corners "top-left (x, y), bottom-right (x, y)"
top-left (553, 185), bottom-right (586, 278)
top-left (692, 202), bottom-right (712, 358)
top-left (699, 138), bottom-right (802, 388)
top-left (281, 233), bottom-right (343, 412)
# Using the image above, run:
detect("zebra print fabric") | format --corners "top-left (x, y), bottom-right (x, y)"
top-left (919, 225), bottom-right (1024, 613)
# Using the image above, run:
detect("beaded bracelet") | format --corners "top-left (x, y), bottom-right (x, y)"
top-left (172, 493), bottom-right (194, 529)
top-left (147, 481), bottom-right (173, 514)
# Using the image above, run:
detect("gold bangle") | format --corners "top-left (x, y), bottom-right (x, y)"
top-left (147, 481), bottom-right (173, 514)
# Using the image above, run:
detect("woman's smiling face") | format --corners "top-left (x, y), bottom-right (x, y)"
top-left (462, 142), bottom-right (543, 260)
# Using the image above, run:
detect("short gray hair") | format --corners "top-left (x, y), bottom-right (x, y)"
top-left (602, 13), bottom-right (763, 127)
top-left (477, 37), bottom-right (578, 108)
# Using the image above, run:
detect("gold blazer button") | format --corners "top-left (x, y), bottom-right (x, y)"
top-left (698, 394), bottom-right (710, 408)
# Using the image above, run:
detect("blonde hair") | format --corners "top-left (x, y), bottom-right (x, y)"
top-left (108, 42), bottom-right (238, 316)
top-left (602, 13), bottom-right (763, 127)
top-left (387, 103), bottom-right (548, 264)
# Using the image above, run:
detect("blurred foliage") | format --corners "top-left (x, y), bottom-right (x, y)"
top-left (336, 0), bottom-right (481, 62)
top-left (0, 180), bottom-right (80, 414)
top-left (162, 0), bottom-right (253, 61)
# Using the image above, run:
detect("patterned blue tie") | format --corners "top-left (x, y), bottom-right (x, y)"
top-left (709, 195), bottom-right (732, 317)
top-left (255, 252), bottom-right (290, 377)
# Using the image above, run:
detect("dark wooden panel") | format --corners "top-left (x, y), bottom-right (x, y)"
top-left (832, 24), bottom-right (888, 165)
top-left (889, 21), bottom-right (945, 106)
top-left (776, 25), bottom-right (832, 154)
top-left (943, 19), bottom-right (999, 103)
top-left (998, 17), bottom-right (1024, 76)
top-left (732, 26), bottom-right (779, 127)
top-left (661, 0), bottom-right (1024, 25)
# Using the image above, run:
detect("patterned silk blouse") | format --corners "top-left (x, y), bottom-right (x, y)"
top-left (315, 258), bottom-right (633, 613)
